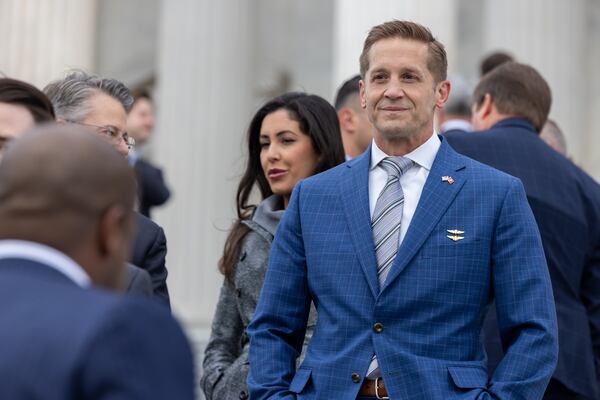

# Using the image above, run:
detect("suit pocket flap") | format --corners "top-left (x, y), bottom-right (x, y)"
top-left (289, 368), bottom-right (312, 393)
top-left (448, 365), bottom-right (488, 389)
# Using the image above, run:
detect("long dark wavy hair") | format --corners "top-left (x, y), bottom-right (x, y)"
top-left (219, 92), bottom-right (345, 284)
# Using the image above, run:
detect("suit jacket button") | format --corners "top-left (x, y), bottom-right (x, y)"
top-left (239, 390), bottom-right (248, 399)
top-left (373, 322), bottom-right (384, 333)
top-left (351, 372), bottom-right (361, 383)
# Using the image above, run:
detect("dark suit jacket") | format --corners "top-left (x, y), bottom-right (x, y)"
top-left (134, 158), bottom-right (170, 218)
top-left (131, 213), bottom-right (170, 308)
top-left (0, 257), bottom-right (194, 400)
top-left (126, 263), bottom-right (153, 296)
top-left (446, 118), bottom-right (600, 399)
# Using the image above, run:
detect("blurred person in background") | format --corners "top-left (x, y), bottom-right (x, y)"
top-left (0, 76), bottom-right (153, 296)
top-left (0, 78), bottom-right (55, 161)
top-left (127, 89), bottom-right (171, 219)
top-left (200, 92), bottom-right (345, 400)
top-left (44, 71), bottom-right (170, 307)
top-left (480, 50), bottom-right (514, 76)
top-left (446, 62), bottom-right (600, 400)
top-left (0, 125), bottom-right (194, 400)
top-left (436, 74), bottom-right (472, 134)
top-left (334, 75), bottom-right (376, 160)
top-left (540, 118), bottom-right (568, 156)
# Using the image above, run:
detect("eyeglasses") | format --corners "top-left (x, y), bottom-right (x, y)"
top-left (67, 121), bottom-right (135, 150)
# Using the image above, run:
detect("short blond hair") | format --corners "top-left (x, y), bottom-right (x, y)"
top-left (359, 20), bottom-right (447, 83)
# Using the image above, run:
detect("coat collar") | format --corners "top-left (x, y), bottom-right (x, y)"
top-left (339, 138), bottom-right (468, 298)
top-left (381, 137), bottom-right (467, 292)
top-left (491, 117), bottom-right (536, 132)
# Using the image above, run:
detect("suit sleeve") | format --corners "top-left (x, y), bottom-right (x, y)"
top-left (580, 195), bottom-right (600, 384)
top-left (144, 226), bottom-right (171, 308)
top-left (79, 299), bottom-right (195, 400)
top-left (137, 162), bottom-right (171, 207)
top-left (487, 178), bottom-right (559, 399)
top-left (126, 263), bottom-right (153, 297)
top-left (200, 281), bottom-right (244, 400)
top-left (247, 182), bottom-right (312, 400)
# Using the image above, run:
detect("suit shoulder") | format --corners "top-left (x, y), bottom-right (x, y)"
top-left (136, 212), bottom-right (163, 234)
top-left (305, 161), bottom-right (349, 184)
top-left (454, 148), bottom-right (522, 187)
top-left (138, 158), bottom-right (162, 172)
top-left (83, 295), bottom-right (189, 354)
top-left (295, 161), bottom-right (350, 196)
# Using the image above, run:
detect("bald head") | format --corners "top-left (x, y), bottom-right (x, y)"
top-left (0, 124), bottom-right (136, 289)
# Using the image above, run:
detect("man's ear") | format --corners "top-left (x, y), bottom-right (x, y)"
top-left (337, 108), bottom-right (356, 133)
top-left (471, 93), bottom-right (495, 130)
top-left (479, 93), bottom-right (494, 119)
top-left (435, 80), bottom-right (451, 108)
top-left (96, 205), bottom-right (132, 259)
top-left (359, 79), bottom-right (367, 109)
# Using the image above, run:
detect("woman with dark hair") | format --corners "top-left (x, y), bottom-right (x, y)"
top-left (200, 92), bottom-right (345, 400)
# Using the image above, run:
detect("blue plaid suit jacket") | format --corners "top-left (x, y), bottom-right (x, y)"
top-left (248, 138), bottom-right (558, 399)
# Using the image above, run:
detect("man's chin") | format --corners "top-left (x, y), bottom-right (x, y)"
top-left (375, 125), bottom-right (413, 141)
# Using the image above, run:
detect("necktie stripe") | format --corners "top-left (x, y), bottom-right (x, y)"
top-left (367, 155), bottom-right (413, 378)
top-left (373, 223), bottom-right (401, 252)
top-left (372, 197), bottom-right (404, 226)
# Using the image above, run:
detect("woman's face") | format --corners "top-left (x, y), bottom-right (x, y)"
top-left (259, 109), bottom-right (319, 207)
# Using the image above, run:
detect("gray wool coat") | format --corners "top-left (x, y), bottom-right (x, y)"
top-left (200, 195), bottom-right (316, 400)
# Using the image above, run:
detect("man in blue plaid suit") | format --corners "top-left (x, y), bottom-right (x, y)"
top-left (247, 20), bottom-right (558, 399)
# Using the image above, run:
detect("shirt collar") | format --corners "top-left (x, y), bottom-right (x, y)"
top-left (441, 119), bottom-right (472, 133)
top-left (0, 240), bottom-right (91, 287)
top-left (128, 149), bottom-right (139, 166)
top-left (370, 131), bottom-right (441, 171)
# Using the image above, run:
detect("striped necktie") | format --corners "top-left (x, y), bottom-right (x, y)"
top-left (367, 155), bottom-right (413, 378)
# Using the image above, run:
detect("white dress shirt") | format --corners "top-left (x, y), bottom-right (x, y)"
top-left (368, 132), bottom-right (441, 245)
top-left (440, 119), bottom-right (472, 133)
top-left (0, 240), bottom-right (91, 287)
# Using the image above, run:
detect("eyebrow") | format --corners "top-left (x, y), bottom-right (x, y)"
top-left (259, 130), bottom-right (297, 139)
top-left (369, 66), bottom-right (423, 76)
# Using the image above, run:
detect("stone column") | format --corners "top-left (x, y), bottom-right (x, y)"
top-left (482, 0), bottom-right (594, 174)
top-left (332, 0), bottom-right (459, 93)
top-left (584, 0), bottom-right (600, 179)
top-left (154, 0), bottom-right (254, 328)
top-left (0, 0), bottom-right (97, 88)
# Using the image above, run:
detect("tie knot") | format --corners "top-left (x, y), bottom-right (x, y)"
top-left (379, 156), bottom-right (413, 178)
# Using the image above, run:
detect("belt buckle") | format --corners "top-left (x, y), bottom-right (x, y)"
top-left (375, 377), bottom-right (389, 400)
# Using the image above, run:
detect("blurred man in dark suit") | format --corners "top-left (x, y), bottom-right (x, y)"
top-left (435, 74), bottom-right (472, 135)
top-left (44, 71), bottom-right (170, 307)
top-left (0, 77), bottom-right (153, 296)
top-left (446, 62), bottom-right (600, 400)
top-left (127, 89), bottom-right (171, 218)
top-left (0, 125), bottom-right (194, 399)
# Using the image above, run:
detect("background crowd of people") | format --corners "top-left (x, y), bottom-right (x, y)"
top-left (0, 13), bottom-right (599, 400)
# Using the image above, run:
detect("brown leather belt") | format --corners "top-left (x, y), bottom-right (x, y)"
top-left (358, 377), bottom-right (389, 399)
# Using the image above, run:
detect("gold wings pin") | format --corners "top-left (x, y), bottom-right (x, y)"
top-left (446, 229), bottom-right (464, 241)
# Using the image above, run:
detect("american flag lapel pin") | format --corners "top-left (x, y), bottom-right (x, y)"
top-left (441, 175), bottom-right (454, 184)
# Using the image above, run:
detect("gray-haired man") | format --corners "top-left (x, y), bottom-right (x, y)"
top-left (44, 71), bottom-right (170, 307)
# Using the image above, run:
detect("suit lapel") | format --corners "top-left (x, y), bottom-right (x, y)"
top-left (381, 139), bottom-right (467, 292)
top-left (339, 150), bottom-right (379, 298)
